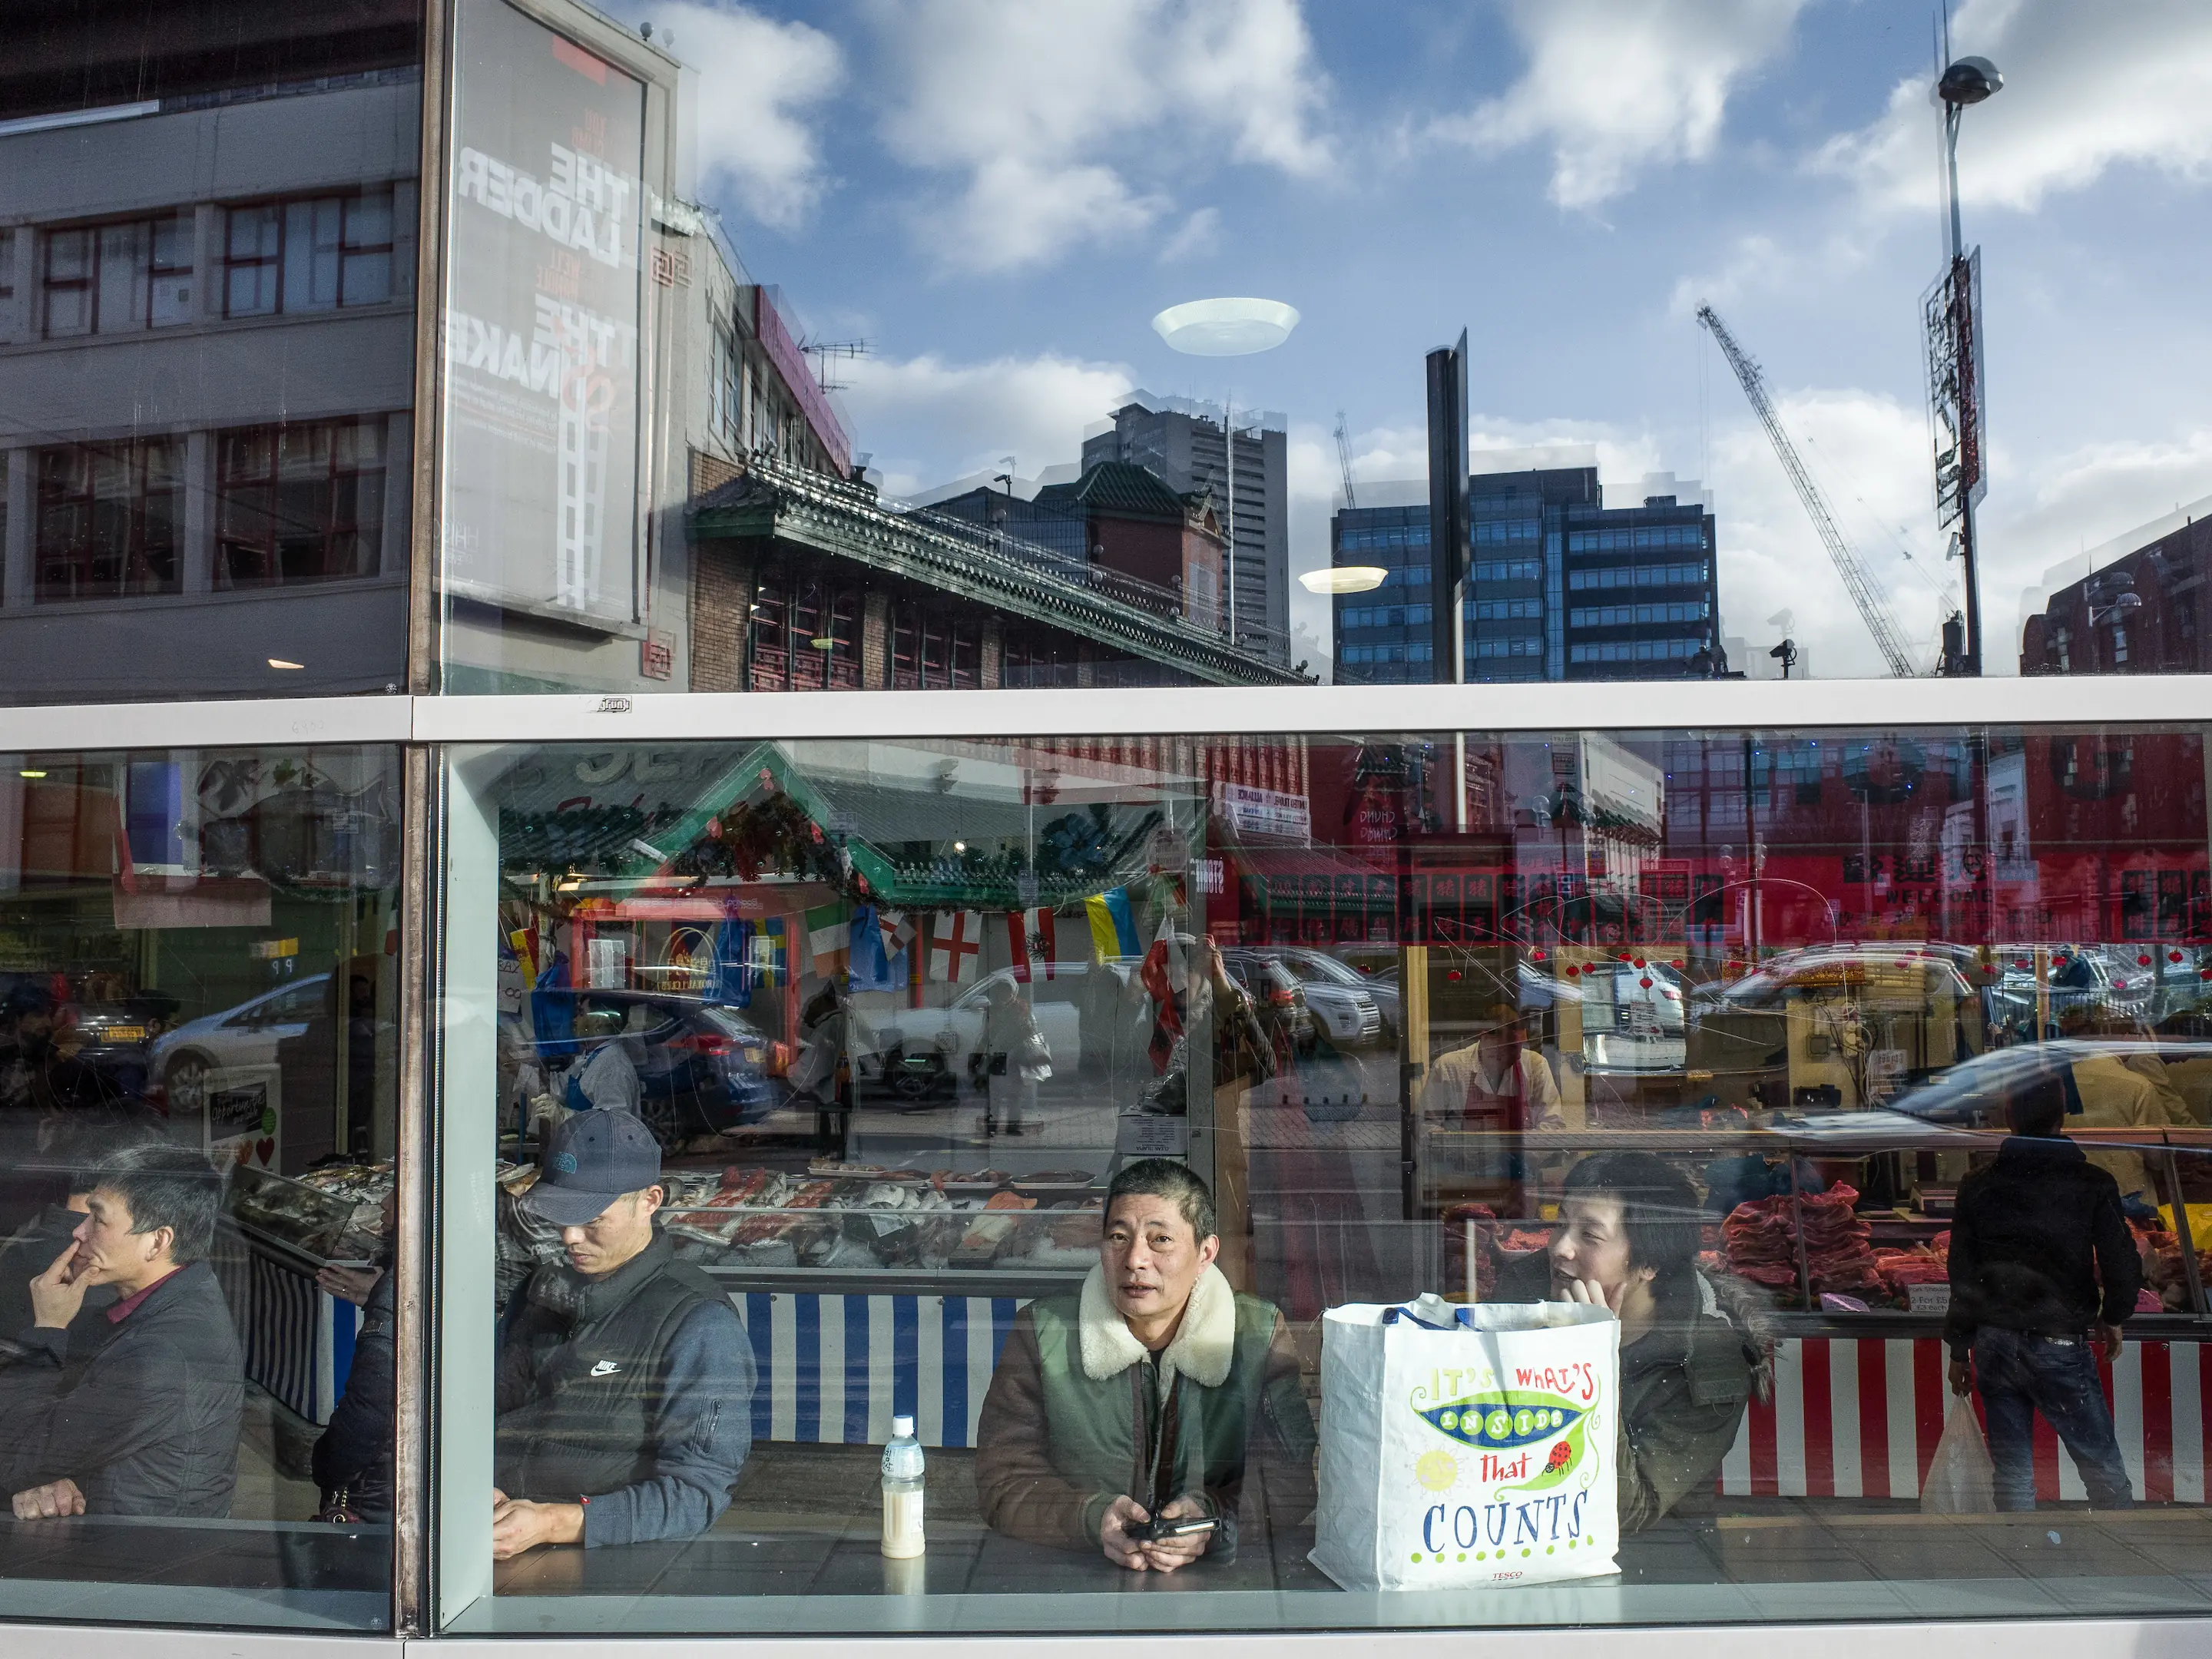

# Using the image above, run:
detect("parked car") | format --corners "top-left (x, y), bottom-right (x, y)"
top-left (514, 990), bottom-right (789, 1143)
top-left (1223, 947), bottom-right (1383, 1050)
top-left (1219, 953), bottom-right (1317, 1060)
top-left (1575, 959), bottom-right (1687, 1075)
top-left (1981, 945), bottom-right (2161, 1038)
top-left (856, 966), bottom-right (1089, 1101)
top-left (150, 973), bottom-right (330, 1119)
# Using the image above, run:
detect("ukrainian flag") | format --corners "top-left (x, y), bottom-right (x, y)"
top-left (1084, 887), bottom-right (1139, 959)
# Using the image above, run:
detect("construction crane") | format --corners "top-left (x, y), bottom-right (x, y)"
top-left (1696, 303), bottom-right (1920, 678)
top-left (1333, 410), bottom-right (1358, 509)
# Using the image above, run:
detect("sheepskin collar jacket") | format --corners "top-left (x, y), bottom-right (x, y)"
top-left (974, 1263), bottom-right (1316, 1554)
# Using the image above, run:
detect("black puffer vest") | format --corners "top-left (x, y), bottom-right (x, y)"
top-left (495, 1233), bottom-right (725, 1502)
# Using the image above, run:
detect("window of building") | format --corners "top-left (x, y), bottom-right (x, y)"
top-left (41, 214), bottom-right (194, 337)
top-left (224, 188), bottom-right (396, 317)
top-left (34, 439), bottom-right (185, 600)
top-left (438, 718), bottom-right (2212, 1637)
top-left (215, 419), bottom-right (388, 587)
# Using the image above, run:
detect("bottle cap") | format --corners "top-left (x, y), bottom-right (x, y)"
top-left (892, 1414), bottom-right (915, 1438)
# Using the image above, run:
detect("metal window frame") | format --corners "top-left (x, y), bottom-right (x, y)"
top-left (8, 679), bottom-right (2212, 1649)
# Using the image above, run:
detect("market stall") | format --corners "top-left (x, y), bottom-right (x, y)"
top-left (216, 1160), bottom-right (392, 1425)
top-left (1430, 1120), bottom-right (2212, 1506)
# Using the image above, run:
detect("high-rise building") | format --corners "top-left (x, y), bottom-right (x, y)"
top-left (1331, 465), bottom-right (1724, 684)
top-left (1082, 392), bottom-right (1289, 663)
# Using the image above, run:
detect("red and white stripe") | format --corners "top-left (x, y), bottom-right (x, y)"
top-left (1719, 1337), bottom-right (2212, 1502)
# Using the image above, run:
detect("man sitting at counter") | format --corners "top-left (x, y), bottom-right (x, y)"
top-left (5, 1144), bottom-right (243, 1519)
top-left (1488, 1151), bottom-right (1770, 1532)
top-left (974, 1159), bottom-right (1315, 1571)
top-left (492, 1111), bottom-right (755, 1558)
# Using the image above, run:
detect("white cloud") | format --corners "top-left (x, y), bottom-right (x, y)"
top-left (1982, 426), bottom-right (2212, 644)
top-left (833, 349), bottom-right (1137, 496)
top-left (1704, 389), bottom-right (1958, 678)
top-left (873, 0), bottom-right (1330, 273)
top-left (1159, 206), bottom-right (1223, 263)
top-left (1433, 0), bottom-right (1804, 210)
top-left (662, 2), bottom-right (843, 228)
top-left (1815, 0), bottom-right (2212, 216)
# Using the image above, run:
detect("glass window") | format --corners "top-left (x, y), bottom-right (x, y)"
top-left (35, 439), bottom-right (186, 601)
top-left (216, 419), bottom-right (389, 587)
top-left (0, 8), bottom-right (420, 706)
top-left (224, 192), bottom-right (396, 319)
top-left (0, 744), bottom-right (400, 1629)
top-left (439, 720), bottom-right (2212, 1634)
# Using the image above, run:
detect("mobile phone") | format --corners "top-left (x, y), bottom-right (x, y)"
top-left (1127, 1515), bottom-right (1219, 1542)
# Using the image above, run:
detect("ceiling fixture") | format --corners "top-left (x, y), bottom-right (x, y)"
top-left (1151, 296), bottom-right (1300, 356)
top-left (809, 635), bottom-right (837, 650)
top-left (18, 769), bottom-right (45, 780)
top-left (1300, 566), bottom-right (1388, 595)
top-left (267, 657), bottom-right (305, 670)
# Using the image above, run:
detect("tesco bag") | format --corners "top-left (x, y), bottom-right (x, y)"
top-left (1310, 1294), bottom-right (1621, 1591)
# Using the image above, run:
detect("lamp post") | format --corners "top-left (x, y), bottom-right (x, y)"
top-left (1936, 51), bottom-right (2002, 675)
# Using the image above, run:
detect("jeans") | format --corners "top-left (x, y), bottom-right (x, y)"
top-left (1972, 1326), bottom-right (2134, 1511)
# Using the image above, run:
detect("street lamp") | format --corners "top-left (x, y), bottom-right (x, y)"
top-left (1935, 51), bottom-right (2002, 674)
top-left (1151, 297), bottom-right (1300, 651)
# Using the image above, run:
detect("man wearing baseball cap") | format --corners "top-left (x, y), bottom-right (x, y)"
top-left (491, 1111), bottom-right (754, 1558)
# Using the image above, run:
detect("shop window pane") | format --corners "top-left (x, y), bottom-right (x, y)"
top-left (442, 723), bottom-right (2212, 1634)
top-left (0, 1), bottom-right (419, 706)
top-left (0, 745), bottom-right (401, 1629)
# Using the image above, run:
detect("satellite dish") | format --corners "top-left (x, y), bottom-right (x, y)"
top-left (1151, 297), bottom-right (1300, 356)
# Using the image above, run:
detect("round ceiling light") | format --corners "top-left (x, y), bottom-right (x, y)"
top-left (1151, 296), bottom-right (1300, 356)
top-left (1300, 566), bottom-right (1388, 595)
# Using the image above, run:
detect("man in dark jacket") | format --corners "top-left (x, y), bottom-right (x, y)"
top-left (974, 1159), bottom-right (1315, 1571)
top-left (1492, 1151), bottom-right (1769, 1532)
top-left (311, 1191), bottom-right (398, 1520)
top-left (4, 1143), bottom-right (243, 1518)
top-left (1946, 1073), bottom-right (2138, 1510)
top-left (492, 1111), bottom-right (754, 1558)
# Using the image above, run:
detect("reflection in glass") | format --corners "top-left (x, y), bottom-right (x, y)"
top-left (0, 747), bottom-right (400, 1628)
top-left (445, 724), bottom-right (2212, 1632)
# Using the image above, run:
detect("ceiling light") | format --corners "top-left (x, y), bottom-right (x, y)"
top-left (19, 770), bottom-right (45, 780)
top-left (267, 657), bottom-right (305, 670)
top-left (1151, 297), bottom-right (1300, 356)
top-left (1300, 566), bottom-right (1388, 594)
top-left (952, 841), bottom-right (966, 853)
top-left (809, 635), bottom-right (836, 650)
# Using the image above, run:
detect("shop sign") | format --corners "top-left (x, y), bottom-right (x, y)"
top-left (1220, 782), bottom-right (1312, 843)
top-left (444, 0), bottom-right (647, 628)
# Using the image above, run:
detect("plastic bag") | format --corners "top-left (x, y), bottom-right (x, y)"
top-left (1920, 1395), bottom-right (1995, 1514)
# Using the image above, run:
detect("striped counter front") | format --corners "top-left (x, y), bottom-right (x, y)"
top-left (1720, 1336), bottom-right (2212, 1504)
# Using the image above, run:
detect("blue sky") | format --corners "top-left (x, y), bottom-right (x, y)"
top-left (613, 0), bottom-right (2212, 679)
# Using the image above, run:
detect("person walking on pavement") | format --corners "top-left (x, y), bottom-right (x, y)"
top-left (1945, 1071), bottom-right (2139, 1511)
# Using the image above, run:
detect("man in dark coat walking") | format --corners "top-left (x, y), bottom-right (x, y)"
top-left (1947, 1071), bottom-right (2140, 1510)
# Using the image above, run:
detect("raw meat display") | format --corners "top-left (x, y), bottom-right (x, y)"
top-left (1723, 1184), bottom-right (1886, 1301)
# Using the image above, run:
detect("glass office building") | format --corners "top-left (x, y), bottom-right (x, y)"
top-left (2, 3), bottom-right (2210, 1653)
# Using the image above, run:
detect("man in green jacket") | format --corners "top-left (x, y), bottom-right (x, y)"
top-left (975, 1158), bottom-right (1316, 1571)
top-left (1491, 1151), bottom-right (1770, 1531)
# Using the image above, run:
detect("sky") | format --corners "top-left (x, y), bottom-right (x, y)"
top-left (608, 0), bottom-right (2212, 680)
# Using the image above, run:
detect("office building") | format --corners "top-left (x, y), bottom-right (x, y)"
top-left (1332, 465), bottom-right (1722, 684)
top-left (1081, 392), bottom-right (1289, 663)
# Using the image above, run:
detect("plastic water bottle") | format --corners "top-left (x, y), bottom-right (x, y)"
top-left (880, 1414), bottom-right (926, 1558)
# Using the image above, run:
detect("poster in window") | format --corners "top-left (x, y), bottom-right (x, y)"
top-left (443, 0), bottom-right (646, 628)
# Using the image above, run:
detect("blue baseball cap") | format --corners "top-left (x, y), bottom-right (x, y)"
top-left (525, 1111), bottom-right (664, 1227)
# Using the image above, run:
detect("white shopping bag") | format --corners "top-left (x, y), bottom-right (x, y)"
top-left (1310, 1293), bottom-right (1621, 1591)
